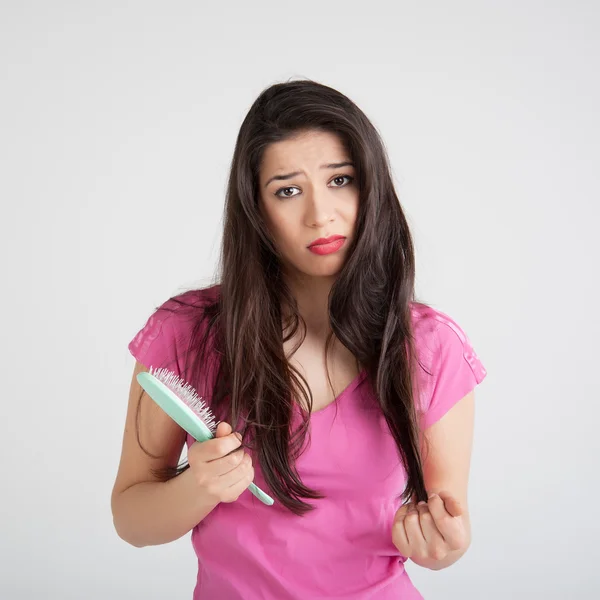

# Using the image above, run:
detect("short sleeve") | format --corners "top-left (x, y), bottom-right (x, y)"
top-left (128, 295), bottom-right (199, 377)
top-left (419, 316), bottom-right (487, 430)
top-left (128, 301), bottom-right (188, 377)
top-left (127, 287), bottom-right (221, 402)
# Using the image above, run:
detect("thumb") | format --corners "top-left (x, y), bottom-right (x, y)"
top-left (215, 421), bottom-right (232, 438)
top-left (437, 490), bottom-right (464, 517)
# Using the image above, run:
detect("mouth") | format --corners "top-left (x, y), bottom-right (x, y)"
top-left (307, 235), bottom-right (346, 248)
top-left (307, 236), bottom-right (346, 255)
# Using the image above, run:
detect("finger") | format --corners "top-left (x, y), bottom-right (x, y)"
top-left (221, 470), bottom-right (254, 503)
top-left (204, 448), bottom-right (247, 477)
top-left (224, 453), bottom-right (253, 487)
top-left (392, 513), bottom-right (411, 557)
top-left (427, 493), bottom-right (464, 550)
top-left (416, 502), bottom-right (446, 553)
top-left (218, 452), bottom-right (252, 485)
top-left (436, 490), bottom-right (464, 517)
top-left (404, 503), bottom-right (426, 555)
top-left (394, 501), bottom-right (412, 521)
top-left (214, 422), bottom-right (246, 459)
top-left (190, 432), bottom-right (242, 462)
top-left (426, 493), bottom-right (453, 533)
top-left (392, 502), bottom-right (414, 556)
top-left (416, 502), bottom-right (434, 542)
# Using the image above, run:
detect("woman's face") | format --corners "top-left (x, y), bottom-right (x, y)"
top-left (258, 130), bottom-right (359, 279)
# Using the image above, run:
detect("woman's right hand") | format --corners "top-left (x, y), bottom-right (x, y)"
top-left (187, 421), bottom-right (255, 504)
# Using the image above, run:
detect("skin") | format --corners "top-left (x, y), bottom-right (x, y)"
top-left (111, 128), bottom-right (475, 566)
top-left (258, 129), bottom-right (475, 571)
top-left (258, 128), bottom-right (360, 335)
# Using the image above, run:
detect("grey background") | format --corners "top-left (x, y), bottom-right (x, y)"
top-left (1, 1), bottom-right (598, 598)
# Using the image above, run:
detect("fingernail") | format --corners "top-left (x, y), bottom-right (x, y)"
top-left (418, 501), bottom-right (426, 506)
top-left (428, 492), bottom-right (437, 499)
top-left (235, 432), bottom-right (242, 441)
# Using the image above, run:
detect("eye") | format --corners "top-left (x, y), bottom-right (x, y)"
top-left (274, 175), bottom-right (354, 199)
top-left (275, 186), bottom-right (300, 199)
top-left (330, 175), bottom-right (354, 188)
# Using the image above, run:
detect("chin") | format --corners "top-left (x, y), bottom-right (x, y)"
top-left (299, 260), bottom-right (345, 279)
top-left (281, 251), bottom-right (348, 279)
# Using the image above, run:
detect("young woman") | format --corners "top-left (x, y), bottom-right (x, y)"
top-left (111, 79), bottom-right (487, 599)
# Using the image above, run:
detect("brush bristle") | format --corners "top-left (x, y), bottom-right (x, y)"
top-left (148, 366), bottom-right (218, 434)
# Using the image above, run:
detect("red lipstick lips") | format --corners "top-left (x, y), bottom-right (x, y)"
top-left (307, 235), bottom-right (346, 255)
top-left (308, 235), bottom-right (345, 248)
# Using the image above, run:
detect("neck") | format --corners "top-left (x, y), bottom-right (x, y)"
top-left (284, 272), bottom-right (336, 338)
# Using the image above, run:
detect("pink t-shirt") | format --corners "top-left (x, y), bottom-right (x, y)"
top-left (128, 285), bottom-right (487, 599)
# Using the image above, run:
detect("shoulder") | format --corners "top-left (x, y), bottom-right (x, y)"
top-left (410, 301), bottom-right (466, 335)
top-left (161, 283), bottom-right (221, 312)
top-left (128, 283), bottom-right (222, 375)
top-left (410, 301), bottom-right (484, 369)
top-left (153, 283), bottom-right (221, 327)
top-left (409, 302), bottom-right (487, 429)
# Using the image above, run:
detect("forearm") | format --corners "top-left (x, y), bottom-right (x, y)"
top-left (112, 469), bottom-right (218, 548)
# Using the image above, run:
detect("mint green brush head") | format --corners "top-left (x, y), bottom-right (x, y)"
top-left (137, 366), bottom-right (274, 506)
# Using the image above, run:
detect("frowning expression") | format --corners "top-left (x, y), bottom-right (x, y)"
top-left (258, 129), bottom-right (359, 278)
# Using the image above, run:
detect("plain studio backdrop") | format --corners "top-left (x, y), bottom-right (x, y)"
top-left (1, 2), bottom-right (598, 599)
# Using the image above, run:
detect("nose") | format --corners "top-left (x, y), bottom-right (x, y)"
top-left (304, 188), bottom-right (335, 228)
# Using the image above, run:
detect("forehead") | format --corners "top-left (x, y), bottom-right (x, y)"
top-left (260, 130), bottom-right (348, 171)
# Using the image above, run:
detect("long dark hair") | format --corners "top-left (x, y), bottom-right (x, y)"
top-left (135, 78), bottom-right (431, 515)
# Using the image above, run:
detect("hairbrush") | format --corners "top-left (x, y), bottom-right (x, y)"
top-left (136, 366), bottom-right (274, 506)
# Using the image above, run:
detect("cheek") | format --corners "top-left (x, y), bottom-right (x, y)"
top-left (343, 197), bottom-right (359, 228)
top-left (260, 202), bottom-right (286, 240)
top-left (267, 209), bottom-right (297, 241)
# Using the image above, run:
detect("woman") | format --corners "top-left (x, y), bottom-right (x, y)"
top-left (111, 78), bottom-right (487, 599)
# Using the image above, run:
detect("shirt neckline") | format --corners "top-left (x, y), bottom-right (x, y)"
top-left (308, 368), bottom-right (368, 416)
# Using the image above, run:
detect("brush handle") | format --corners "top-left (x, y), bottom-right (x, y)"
top-left (248, 481), bottom-right (274, 505)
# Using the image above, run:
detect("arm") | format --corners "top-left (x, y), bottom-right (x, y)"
top-left (111, 360), bottom-right (219, 547)
top-left (112, 470), bottom-right (219, 548)
top-left (409, 389), bottom-right (475, 570)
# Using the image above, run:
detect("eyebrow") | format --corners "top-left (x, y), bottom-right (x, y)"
top-left (264, 161), bottom-right (355, 188)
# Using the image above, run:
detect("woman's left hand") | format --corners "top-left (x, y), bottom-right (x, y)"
top-left (391, 491), bottom-right (469, 562)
